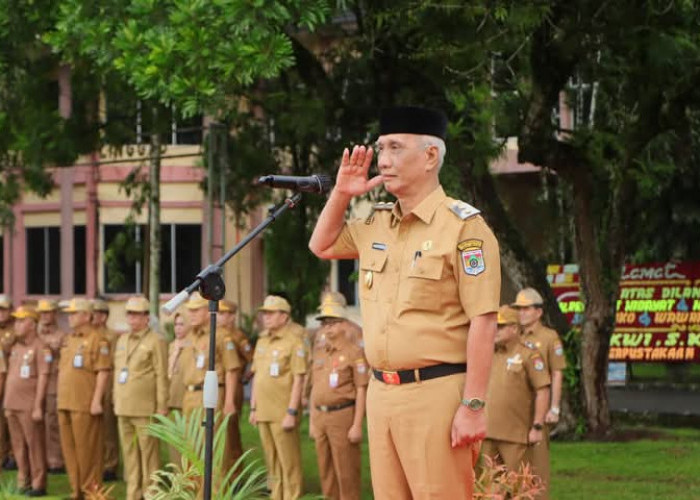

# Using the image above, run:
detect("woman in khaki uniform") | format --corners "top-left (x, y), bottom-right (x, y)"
top-left (482, 306), bottom-right (550, 477)
top-left (57, 298), bottom-right (112, 500)
top-left (310, 296), bottom-right (369, 500)
top-left (5, 306), bottom-right (51, 496)
top-left (249, 295), bottom-right (307, 500)
top-left (37, 299), bottom-right (66, 473)
top-left (113, 297), bottom-right (168, 500)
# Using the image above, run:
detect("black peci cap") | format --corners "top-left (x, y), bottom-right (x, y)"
top-left (379, 106), bottom-right (448, 140)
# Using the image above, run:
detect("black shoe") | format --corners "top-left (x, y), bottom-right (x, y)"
top-left (48, 466), bottom-right (66, 474)
top-left (3, 456), bottom-right (17, 470)
top-left (26, 488), bottom-right (47, 497)
top-left (103, 469), bottom-right (118, 482)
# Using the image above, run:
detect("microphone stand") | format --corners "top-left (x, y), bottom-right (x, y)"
top-left (162, 192), bottom-right (303, 500)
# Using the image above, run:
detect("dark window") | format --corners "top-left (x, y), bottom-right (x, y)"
top-left (74, 226), bottom-right (86, 295)
top-left (26, 227), bottom-right (61, 294)
top-left (104, 225), bottom-right (143, 294)
top-left (338, 259), bottom-right (358, 306)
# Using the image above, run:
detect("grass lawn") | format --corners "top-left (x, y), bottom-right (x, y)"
top-left (1, 413), bottom-right (699, 499)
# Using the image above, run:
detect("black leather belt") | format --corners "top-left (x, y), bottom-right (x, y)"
top-left (372, 363), bottom-right (467, 385)
top-left (186, 383), bottom-right (224, 392)
top-left (315, 401), bottom-right (356, 413)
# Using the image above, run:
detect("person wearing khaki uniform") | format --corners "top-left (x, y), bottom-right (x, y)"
top-left (482, 306), bottom-right (550, 479)
top-left (512, 288), bottom-right (567, 498)
top-left (0, 295), bottom-right (16, 470)
top-left (37, 299), bottom-right (66, 473)
top-left (249, 295), bottom-right (307, 500)
top-left (4, 306), bottom-right (50, 496)
top-left (180, 293), bottom-right (241, 475)
top-left (91, 299), bottom-right (120, 481)
top-left (217, 300), bottom-right (251, 472)
top-left (310, 296), bottom-right (369, 500)
top-left (309, 106), bottom-right (501, 499)
top-left (167, 312), bottom-right (188, 465)
top-left (113, 297), bottom-right (168, 500)
top-left (58, 298), bottom-right (113, 500)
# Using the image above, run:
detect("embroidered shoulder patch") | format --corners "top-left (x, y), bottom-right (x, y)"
top-left (450, 200), bottom-right (481, 220)
top-left (554, 344), bottom-right (564, 356)
top-left (457, 239), bottom-right (485, 276)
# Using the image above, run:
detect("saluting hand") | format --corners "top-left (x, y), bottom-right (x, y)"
top-left (334, 146), bottom-right (383, 197)
top-left (450, 406), bottom-right (486, 448)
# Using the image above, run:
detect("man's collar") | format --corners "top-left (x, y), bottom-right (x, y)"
top-left (130, 327), bottom-right (149, 339)
top-left (393, 186), bottom-right (446, 225)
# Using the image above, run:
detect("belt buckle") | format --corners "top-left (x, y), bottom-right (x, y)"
top-left (319, 405), bottom-right (329, 412)
top-left (381, 370), bottom-right (400, 385)
top-left (187, 384), bottom-right (195, 391)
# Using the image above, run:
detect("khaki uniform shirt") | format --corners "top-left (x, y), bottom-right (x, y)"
top-left (4, 336), bottom-right (51, 412)
top-left (38, 323), bottom-right (67, 396)
top-left (252, 323), bottom-right (307, 422)
top-left (328, 186), bottom-right (501, 370)
top-left (168, 339), bottom-right (188, 409)
top-left (310, 329), bottom-right (369, 408)
top-left (221, 326), bottom-right (253, 365)
top-left (0, 321), bottom-right (15, 354)
top-left (522, 323), bottom-right (567, 372)
top-left (180, 326), bottom-right (241, 388)
top-left (95, 325), bottom-right (119, 402)
top-left (113, 328), bottom-right (169, 417)
top-left (486, 339), bottom-right (550, 444)
top-left (57, 325), bottom-right (113, 412)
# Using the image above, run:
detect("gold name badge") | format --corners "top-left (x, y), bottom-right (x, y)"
top-left (364, 270), bottom-right (373, 289)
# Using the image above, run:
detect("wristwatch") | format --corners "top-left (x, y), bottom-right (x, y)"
top-left (461, 398), bottom-right (486, 411)
top-left (532, 422), bottom-right (544, 431)
top-left (286, 408), bottom-right (298, 416)
top-left (549, 406), bottom-right (561, 416)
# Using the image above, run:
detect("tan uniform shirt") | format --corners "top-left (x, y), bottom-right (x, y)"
top-left (485, 339), bottom-right (550, 444)
top-left (252, 323), bottom-right (307, 422)
top-left (38, 323), bottom-right (67, 396)
top-left (310, 330), bottom-right (369, 408)
top-left (168, 339), bottom-right (188, 409)
top-left (0, 350), bottom-right (5, 373)
top-left (57, 325), bottom-right (112, 412)
top-left (222, 326), bottom-right (254, 365)
top-left (113, 328), bottom-right (169, 417)
top-left (4, 336), bottom-right (51, 411)
top-left (522, 323), bottom-right (567, 372)
top-left (180, 326), bottom-right (241, 387)
top-left (328, 186), bottom-right (501, 370)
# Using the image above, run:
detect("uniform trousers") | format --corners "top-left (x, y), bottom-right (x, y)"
top-left (525, 425), bottom-right (550, 499)
top-left (0, 402), bottom-right (11, 464)
top-left (45, 393), bottom-right (64, 468)
top-left (58, 410), bottom-right (104, 499)
top-left (167, 408), bottom-right (182, 467)
top-left (481, 439), bottom-right (529, 473)
top-left (6, 410), bottom-right (46, 490)
top-left (367, 373), bottom-right (479, 500)
top-left (313, 405), bottom-right (361, 500)
top-left (223, 412), bottom-right (243, 475)
top-left (118, 416), bottom-right (160, 500)
top-left (258, 421), bottom-right (303, 500)
top-left (103, 399), bottom-right (120, 473)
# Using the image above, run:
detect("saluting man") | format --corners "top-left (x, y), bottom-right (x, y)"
top-left (310, 294), bottom-right (369, 500)
top-left (90, 299), bottom-right (120, 481)
top-left (249, 295), bottom-right (307, 500)
top-left (309, 106), bottom-right (501, 498)
top-left (512, 287), bottom-right (567, 498)
top-left (4, 306), bottom-right (50, 497)
top-left (482, 306), bottom-right (550, 480)
top-left (36, 299), bottom-right (66, 473)
top-left (58, 298), bottom-right (112, 499)
top-left (113, 296), bottom-right (168, 500)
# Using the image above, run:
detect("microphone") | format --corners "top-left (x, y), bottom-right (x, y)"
top-left (257, 174), bottom-right (333, 194)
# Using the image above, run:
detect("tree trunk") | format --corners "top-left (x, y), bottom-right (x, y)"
top-left (148, 107), bottom-right (161, 322)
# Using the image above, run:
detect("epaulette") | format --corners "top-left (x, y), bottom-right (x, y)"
top-left (450, 200), bottom-right (481, 220)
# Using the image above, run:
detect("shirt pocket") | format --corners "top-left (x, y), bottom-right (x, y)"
top-left (359, 251), bottom-right (388, 302)
top-left (130, 344), bottom-right (152, 375)
top-left (401, 254), bottom-right (445, 308)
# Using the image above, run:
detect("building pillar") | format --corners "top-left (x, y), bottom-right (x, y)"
top-left (86, 157), bottom-right (99, 298)
top-left (60, 168), bottom-right (75, 299)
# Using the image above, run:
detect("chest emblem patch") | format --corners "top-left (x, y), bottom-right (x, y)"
top-left (457, 239), bottom-right (485, 276)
